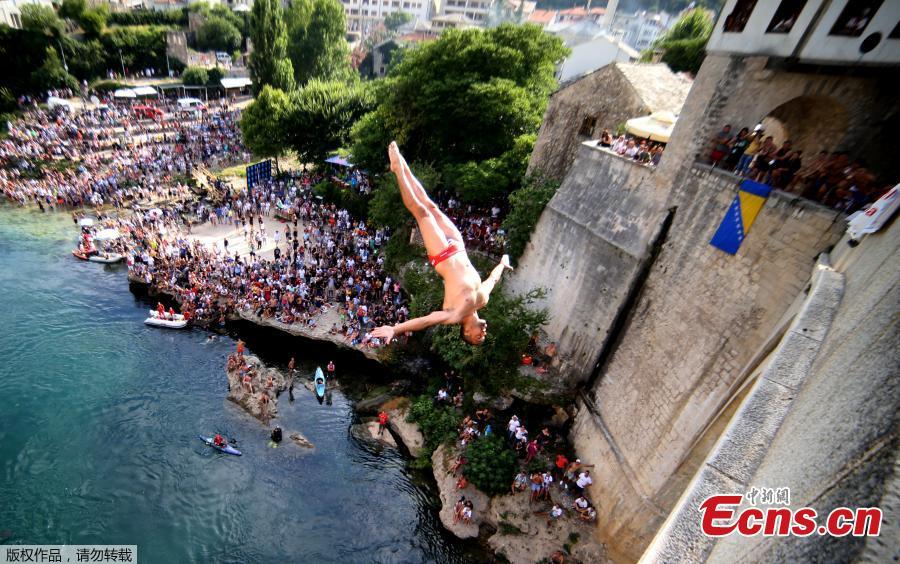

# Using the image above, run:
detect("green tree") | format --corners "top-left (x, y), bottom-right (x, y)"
top-left (383, 10), bottom-right (411, 31)
top-left (283, 79), bottom-right (374, 164)
top-left (102, 25), bottom-right (170, 75)
top-left (464, 435), bottom-right (517, 496)
top-left (646, 8), bottom-right (714, 75)
top-left (285, 0), bottom-right (352, 86)
top-left (181, 66), bottom-right (209, 86)
top-left (78, 7), bottom-right (108, 38)
top-left (502, 174), bottom-right (559, 263)
top-left (196, 15), bottom-right (242, 52)
top-left (350, 24), bottom-right (568, 173)
top-left (249, 0), bottom-right (295, 94)
top-left (20, 5), bottom-right (64, 37)
top-left (206, 66), bottom-right (225, 86)
top-left (429, 287), bottom-right (548, 395)
top-left (58, 0), bottom-right (86, 20)
top-left (240, 85), bottom-right (293, 163)
top-left (32, 47), bottom-right (78, 92)
top-left (368, 161), bottom-right (440, 230)
top-left (63, 37), bottom-right (106, 81)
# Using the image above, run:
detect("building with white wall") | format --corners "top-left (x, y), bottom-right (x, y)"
top-left (612, 10), bottom-right (672, 51)
top-left (341, 0), bottom-right (437, 33)
top-left (550, 19), bottom-right (639, 82)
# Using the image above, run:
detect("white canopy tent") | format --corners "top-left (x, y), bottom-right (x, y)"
top-left (625, 111), bottom-right (677, 143)
top-left (113, 89), bottom-right (137, 99)
top-left (132, 86), bottom-right (157, 97)
top-left (221, 77), bottom-right (252, 89)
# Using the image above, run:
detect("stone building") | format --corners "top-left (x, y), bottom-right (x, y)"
top-left (527, 62), bottom-right (692, 181)
top-left (510, 0), bottom-right (899, 561)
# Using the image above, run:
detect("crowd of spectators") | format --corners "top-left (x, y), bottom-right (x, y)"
top-left (126, 172), bottom-right (409, 349)
top-left (595, 129), bottom-right (666, 167)
top-left (709, 123), bottom-right (893, 214)
top-left (1, 100), bottom-right (247, 210)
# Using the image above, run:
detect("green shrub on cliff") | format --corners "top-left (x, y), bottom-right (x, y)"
top-left (465, 434), bottom-right (517, 496)
top-left (431, 288), bottom-right (548, 395)
top-left (502, 173), bottom-right (559, 264)
top-left (407, 395), bottom-right (460, 454)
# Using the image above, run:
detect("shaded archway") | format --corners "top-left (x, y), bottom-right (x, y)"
top-left (763, 95), bottom-right (849, 157)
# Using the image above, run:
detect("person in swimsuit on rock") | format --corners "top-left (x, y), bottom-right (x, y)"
top-left (371, 142), bottom-right (513, 345)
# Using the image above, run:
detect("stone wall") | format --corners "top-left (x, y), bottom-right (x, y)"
top-left (706, 222), bottom-right (899, 563)
top-left (528, 65), bottom-right (654, 182)
top-left (565, 163), bottom-right (844, 560)
top-left (655, 54), bottom-right (900, 187)
top-left (507, 144), bottom-right (668, 388)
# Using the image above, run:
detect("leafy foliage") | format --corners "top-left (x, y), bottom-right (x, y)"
top-left (196, 15), bottom-right (242, 53)
top-left (443, 133), bottom-right (534, 203)
top-left (368, 162), bottom-right (440, 230)
top-left (181, 66), bottom-right (209, 86)
top-left (207, 66), bottom-right (226, 86)
top-left (79, 7), bottom-right (108, 38)
top-left (464, 434), bottom-right (517, 496)
top-left (240, 85), bottom-right (292, 160)
top-left (58, 0), bottom-right (86, 20)
top-left (502, 174), bottom-right (559, 263)
top-left (646, 8), bottom-right (714, 75)
top-left (430, 288), bottom-right (548, 395)
top-left (108, 8), bottom-right (187, 27)
top-left (283, 79), bottom-right (374, 164)
top-left (31, 47), bottom-right (78, 92)
top-left (249, 0), bottom-right (295, 94)
top-left (285, 0), bottom-right (353, 86)
top-left (101, 26), bottom-right (171, 75)
top-left (384, 10), bottom-right (412, 31)
top-left (350, 24), bottom-right (568, 173)
top-left (659, 37), bottom-right (709, 75)
top-left (20, 5), bottom-right (64, 38)
top-left (406, 395), bottom-right (461, 453)
top-left (312, 181), bottom-right (370, 219)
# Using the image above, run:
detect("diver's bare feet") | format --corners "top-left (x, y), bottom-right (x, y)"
top-left (501, 254), bottom-right (513, 270)
top-left (388, 142), bottom-right (402, 174)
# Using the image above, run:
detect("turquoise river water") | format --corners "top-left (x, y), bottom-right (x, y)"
top-left (0, 207), bottom-right (481, 563)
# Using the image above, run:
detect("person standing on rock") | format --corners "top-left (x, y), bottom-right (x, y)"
top-left (377, 410), bottom-right (389, 436)
top-left (236, 339), bottom-right (245, 357)
top-left (371, 143), bottom-right (513, 346)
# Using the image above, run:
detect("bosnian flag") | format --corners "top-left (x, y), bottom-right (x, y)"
top-left (710, 180), bottom-right (771, 255)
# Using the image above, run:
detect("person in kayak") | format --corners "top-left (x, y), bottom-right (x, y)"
top-left (213, 434), bottom-right (226, 448)
top-left (371, 143), bottom-right (513, 346)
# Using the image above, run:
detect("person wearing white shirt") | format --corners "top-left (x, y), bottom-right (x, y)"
top-left (576, 471), bottom-right (593, 493)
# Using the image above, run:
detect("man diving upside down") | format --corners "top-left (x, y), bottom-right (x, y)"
top-left (371, 142), bottom-right (513, 345)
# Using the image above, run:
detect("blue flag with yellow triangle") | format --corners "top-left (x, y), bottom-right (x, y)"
top-left (710, 180), bottom-right (771, 255)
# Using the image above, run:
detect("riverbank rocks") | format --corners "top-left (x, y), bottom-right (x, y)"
top-left (386, 407), bottom-right (424, 457)
top-left (432, 444), bottom-right (491, 540)
top-left (351, 420), bottom-right (398, 448)
top-left (485, 487), bottom-right (608, 563)
top-left (355, 392), bottom-right (395, 413)
top-left (237, 308), bottom-right (382, 362)
top-left (472, 392), bottom-right (514, 411)
top-left (226, 354), bottom-right (286, 424)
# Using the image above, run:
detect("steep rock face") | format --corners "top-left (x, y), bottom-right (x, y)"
top-left (432, 444), bottom-right (491, 540)
top-left (486, 494), bottom-right (608, 564)
top-left (386, 407), bottom-right (424, 457)
top-left (226, 354), bottom-right (286, 423)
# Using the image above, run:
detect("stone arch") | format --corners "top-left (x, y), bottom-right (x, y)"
top-left (761, 95), bottom-right (849, 158)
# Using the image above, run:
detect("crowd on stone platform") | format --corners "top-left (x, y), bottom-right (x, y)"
top-left (128, 173), bottom-right (408, 348)
top-left (1, 102), bottom-right (247, 209)
top-left (709, 124), bottom-right (893, 213)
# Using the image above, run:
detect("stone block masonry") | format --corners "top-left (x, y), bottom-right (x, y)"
top-left (507, 144), bottom-right (669, 391)
top-left (569, 163), bottom-right (844, 559)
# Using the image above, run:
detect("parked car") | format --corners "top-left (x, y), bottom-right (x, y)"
top-left (133, 105), bottom-right (163, 119)
top-left (176, 98), bottom-right (206, 113)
